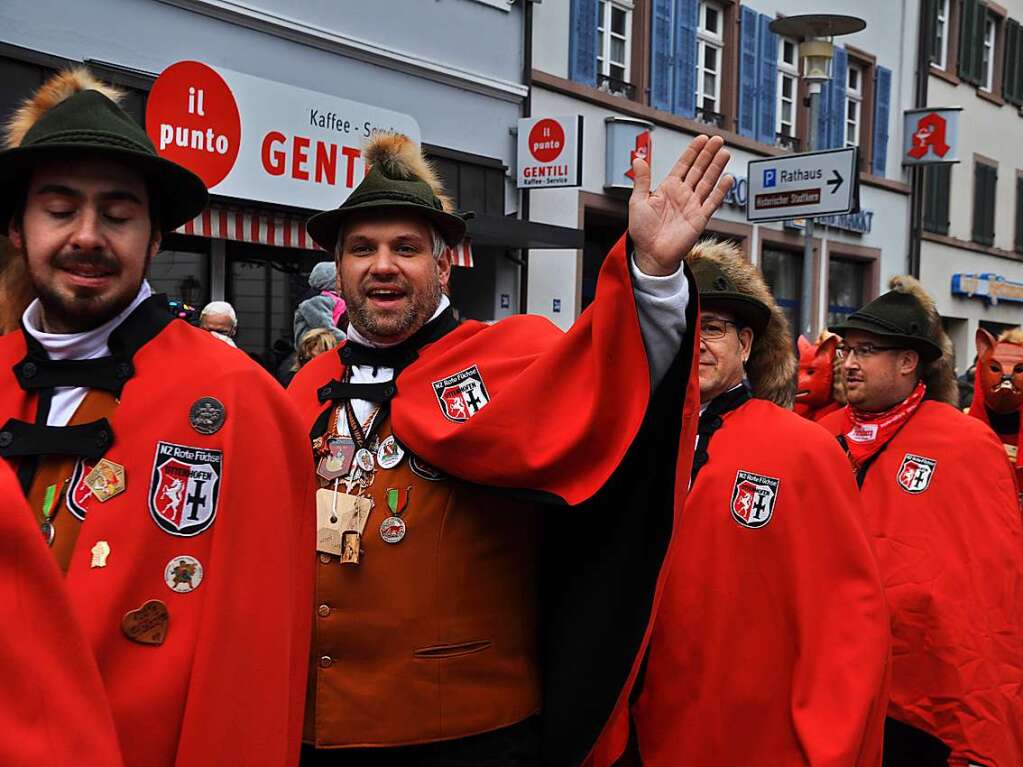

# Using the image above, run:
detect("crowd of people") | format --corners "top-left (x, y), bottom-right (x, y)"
top-left (1, 69), bottom-right (1022, 767)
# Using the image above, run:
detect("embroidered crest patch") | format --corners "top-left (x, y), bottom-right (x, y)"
top-left (730, 470), bottom-right (780, 529)
top-left (66, 458), bottom-right (95, 520)
top-left (897, 453), bottom-right (936, 494)
top-left (432, 365), bottom-right (491, 423)
top-left (148, 442), bottom-right (222, 536)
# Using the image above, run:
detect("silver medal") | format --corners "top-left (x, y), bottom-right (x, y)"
top-left (379, 515), bottom-right (406, 544)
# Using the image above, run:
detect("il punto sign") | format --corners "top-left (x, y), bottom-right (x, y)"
top-left (146, 61), bottom-right (420, 210)
top-left (516, 115), bottom-right (582, 188)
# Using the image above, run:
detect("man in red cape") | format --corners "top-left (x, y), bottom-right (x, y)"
top-left (0, 70), bottom-right (313, 766)
top-left (620, 240), bottom-right (890, 766)
top-left (968, 327), bottom-right (1023, 490)
top-left (0, 460), bottom-right (123, 766)
top-left (289, 132), bottom-right (732, 765)
top-left (821, 276), bottom-right (1023, 767)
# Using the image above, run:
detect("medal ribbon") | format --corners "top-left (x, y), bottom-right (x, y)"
top-left (842, 380), bottom-right (926, 469)
top-left (386, 485), bottom-right (413, 518)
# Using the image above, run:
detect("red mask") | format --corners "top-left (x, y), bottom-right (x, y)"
top-left (976, 328), bottom-right (1023, 415)
top-left (795, 334), bottom-right (839, 412)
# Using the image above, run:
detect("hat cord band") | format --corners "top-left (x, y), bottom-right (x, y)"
top-left (853, 311), bottom-right (912, 335)
top-left (347, 189), bottom-right (443, 211)
top-left (32, 130), bottom-right (152, 154)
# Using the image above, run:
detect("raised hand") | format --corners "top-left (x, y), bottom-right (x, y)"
top-left (628, 134), bottom-right (733, 276)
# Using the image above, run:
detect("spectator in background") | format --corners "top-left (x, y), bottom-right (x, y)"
top-left (200, 300), bottom-right (239, 347)
top-left (293, 261), bottom-right (346, 347)
top-left (279, 327), bottom-right (340, 387)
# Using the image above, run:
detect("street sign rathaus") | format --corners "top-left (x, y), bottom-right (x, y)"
top-left (746, 147), bottom-right (859, 223)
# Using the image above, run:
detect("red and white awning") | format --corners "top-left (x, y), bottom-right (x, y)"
top-left (176, 204), bottom-right (473, 267)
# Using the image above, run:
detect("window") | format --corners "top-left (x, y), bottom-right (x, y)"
top-left (959, 0), bottom-right (989, 86)
top-left (777, 37), bottom-right (799, 142)
top-left (761, 248), bottom-right (803, 341)
top-left (597, 0), bottom-right (632, 93)
top-left (929, 0), bottom-right (950, 68)
top-left (828, 257), bottom-right (868, 327)
top-left (923, 164), bottom-right (952, 236)
top-left (845, 64), bottom-right (863, 148)
top-left (696, 1), bottom-right (725, 118)
top-left (981, 11), bottom-right (997, 91)
top-left (1004, 18), bottom-right (1023, 105)
top-left (972, 160), bottom-right (998, 247)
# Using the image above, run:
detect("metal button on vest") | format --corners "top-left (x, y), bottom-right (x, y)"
top-left (21, 362), bottom-right (37, 379)
top-left (116, 362), bottom-right (132, 380)
top-left (383, 384), bottom-right (396, 398)
top-left (341, 346), bottom-right (353, 362)
top-left (319, 655), bottom-right (333, 668)
top-left (96, 430), bottom-right (111, 449)
top-left (0, 431), bottom-right (12, 448)
top-left (319, 553), bottom-right (331, 564)
top-left (317, 604), bottom-right (331, 618)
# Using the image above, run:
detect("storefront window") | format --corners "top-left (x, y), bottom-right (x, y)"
top-left (827, 256), bottom-right (867, 327)
top-left (761, 247), bottom-right (802, 340)
top-left (149, 235), bottom-right (210, 311)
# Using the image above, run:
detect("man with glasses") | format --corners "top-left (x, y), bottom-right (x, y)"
top-left (821, 276), bottom-right (1023, 767)
top-left (624, 240), bottom-right (890, 766)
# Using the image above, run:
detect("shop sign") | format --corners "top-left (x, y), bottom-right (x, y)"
top-left (723, 173), bottom-right (748, 209)
top-left (605, 117), bottom-right (653, 190)
top-left (902, 107), bottom-right (961, 166)
top-left (146, 60), bottom-right (420, 210)
top-left (785, 210), bottom-right (874, 235)
top-left (951, 273), bottom-right (1023, 306)
top-left (516, 115), bottom-right (582, 188)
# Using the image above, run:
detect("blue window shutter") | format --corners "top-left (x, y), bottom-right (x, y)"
top-left (872, 66), bottom-right (892, 176)
top-left (756, 13), bottom-right (778, 145)
top-left (674, 0), bottom-right (699, 118)
top-left (569, 0), bottom-right (599, 86)
top-left (815, 78), bottom-right (832, 150)
top-left (829, 46), bottom-right (848, 148)
top-left (737, 6), bottom-right (758, 137)
top-left (650, 0), bottom-right (675, 111)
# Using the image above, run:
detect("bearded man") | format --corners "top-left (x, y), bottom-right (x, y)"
top-left (617, 240), bottom-right (890, 766)
top-left (821, 277), bottom-right (1023, 767)
top-left (288, 132), bottom-right (730, 766)
top-left (0, 70), bottom-right (313, 766)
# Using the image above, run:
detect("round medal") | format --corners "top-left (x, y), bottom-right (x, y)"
top-left (379, 515), bottom-right (406, 544)
top-left (164, 555), bottom-right (204, 593)
top-left (376, 435), bottom-right (405, 470)
top-left (40, 520), bottom-right (55, 546)
top-left (355, 448), bottom-right (375, 472)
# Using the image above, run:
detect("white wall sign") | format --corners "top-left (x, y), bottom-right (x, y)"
top-left (516, 115), bottom-right (582, 188)
top-left (146, 60), bottom-right (421, 211)
top-left (746, 148), bottom-right (859, 222)
top-left (604, 117), bottom-right (653, 190)
top-left (902, 107), bottom-right (962, 165)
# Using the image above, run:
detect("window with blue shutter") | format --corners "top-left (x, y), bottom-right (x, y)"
top-left (674, 0), bottom-right (699, 118)
top-left (829, 47), bottom-right (847, 149)
top-left (815, 77), bottom-right (832, 150)
top-left (650, 0), bottom-right (675, 111)
top-left (871, 66), bottom-right (891, 176)
top-left (756, 14), bottom-right (778, 145)
top-left (737, 6), bottom-right (758, 138)
top-left (569, 0), bottom-right (600, 86)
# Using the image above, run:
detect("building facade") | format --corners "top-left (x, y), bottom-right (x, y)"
top-left (918, 0), bottom-right (1023, 368)
top-left (0, 0), bottom-right (581, 365)
top-left (526, 0), bottom-right (918, 339)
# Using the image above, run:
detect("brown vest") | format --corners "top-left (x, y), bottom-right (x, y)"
top-left (305, 415), bottom-right (541, 748)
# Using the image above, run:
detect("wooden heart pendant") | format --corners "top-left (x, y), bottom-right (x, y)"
top-left (121, 599), bottom-right (169, 645)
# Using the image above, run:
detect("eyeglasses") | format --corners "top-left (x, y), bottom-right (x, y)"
top-left (835, 343), bottom-right (905, 360)
top-left (700, 319), bottom-right (739, 340)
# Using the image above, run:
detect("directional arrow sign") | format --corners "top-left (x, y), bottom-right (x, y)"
top-left (746, 147), bottom-right (858, 222)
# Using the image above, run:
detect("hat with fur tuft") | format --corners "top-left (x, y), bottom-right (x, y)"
top-left (0, 68), bottom-right (207, 234)
top-left (688, 239), bottom-right (797, 407)
top-left (307, 132), bottom-right (466, 251)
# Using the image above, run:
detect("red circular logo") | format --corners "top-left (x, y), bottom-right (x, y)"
top-left (146, 61), bottom-right (241, 188)
top-left (528, 119), bottom-right (565, 163)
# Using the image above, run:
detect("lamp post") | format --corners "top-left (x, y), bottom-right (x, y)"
top-left (768, 14), bottom-right (866, 338)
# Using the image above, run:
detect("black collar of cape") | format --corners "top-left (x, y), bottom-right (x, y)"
top-left (1, 294), bottom-right (174, 488)
top-left (691, 381), bottom-right (752, 484)
top-left (309, 305), bottom-right (458, 439)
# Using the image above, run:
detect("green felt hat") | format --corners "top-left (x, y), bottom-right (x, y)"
top-left (307, 134), bottom-right (467, 252)
top-left (691, 257), bottom-right (771, 336)
top-left (0, 78), bottom-right (207, 234)
top-left (830, 286), bottom-right (944, 363)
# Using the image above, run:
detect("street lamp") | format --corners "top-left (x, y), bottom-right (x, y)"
top-left (768, 14), bottom-right (866, 339)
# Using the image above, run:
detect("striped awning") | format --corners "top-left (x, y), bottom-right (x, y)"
top-left (175, 204), bottom-right (473, 267)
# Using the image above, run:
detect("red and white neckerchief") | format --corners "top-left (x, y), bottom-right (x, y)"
top-left (842, 380), bottom-right (926, 469)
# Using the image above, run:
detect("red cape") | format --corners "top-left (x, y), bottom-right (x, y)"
top-left (822, 402), bottom-right (1023, 766)
top-left (632, 399), bottom-right (890, 766)
top-left (290, 235), bottom-right (701, 765)
top-left (0, 460), bottom-right (123, 766)
top-left (0, 308), bottom-right (314, 767)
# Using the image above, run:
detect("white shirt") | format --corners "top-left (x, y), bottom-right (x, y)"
top-left (21, 281), bottom-right (153, 427)
top-left (341, 258), bottom-right (690, 430)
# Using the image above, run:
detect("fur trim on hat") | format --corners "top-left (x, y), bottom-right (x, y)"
top-left (998, 327), bottom-right (1023, 345)
top-left (5, 67), bottom-right (123, 149)
top-left (0, 237), bottom-right (33, 333)
top-left (888, 274), bottom-right (958, 406)
top-left (687, 239), bottom-right (796, 407)
top-left (364, 133), bottom-right (454, 213)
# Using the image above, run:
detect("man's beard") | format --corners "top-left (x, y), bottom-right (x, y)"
top-left (28, 249), bottom-right (148, 333)
top-left (343, 274), bottom-right (442, 345)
